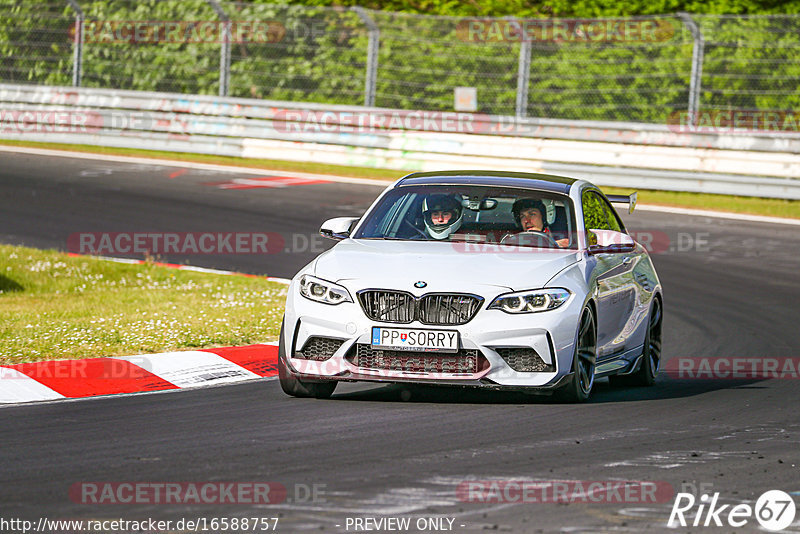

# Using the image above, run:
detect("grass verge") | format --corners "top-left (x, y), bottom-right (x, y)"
top-left (1, 139), bottom-right (798, 219)
top-left (0, 244), bottom-right (285, 364)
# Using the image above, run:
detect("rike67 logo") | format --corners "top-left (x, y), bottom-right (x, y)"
top-left (669, 490), bottom-right (796, 531)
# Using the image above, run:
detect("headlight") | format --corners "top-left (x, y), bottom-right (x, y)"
top-left (298, 275), bottom-right (353, 305)
top-left (488, 288), bottom-right (571, 314)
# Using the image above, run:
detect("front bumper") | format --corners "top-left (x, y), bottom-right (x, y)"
top-left (283, 282), bottom-right (584, 390)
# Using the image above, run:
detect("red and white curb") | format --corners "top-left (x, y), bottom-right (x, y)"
top-left (0, 343), bottom-right (279, 405)
top-left (0, 254), bottom-right (287, 405)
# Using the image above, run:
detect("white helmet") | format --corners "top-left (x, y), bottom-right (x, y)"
top-left (422, 194), bottom-right (463, 240)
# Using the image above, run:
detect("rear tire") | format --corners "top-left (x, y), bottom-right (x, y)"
top-left (555, 306), bottom-right (596, 403)
top-left (278, 322), bottom-right (337, 399)
top-left (609, 297), bottom-right (662, 388)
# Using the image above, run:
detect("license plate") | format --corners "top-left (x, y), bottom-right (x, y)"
top-left (371, 327), bottom-right (459, 353)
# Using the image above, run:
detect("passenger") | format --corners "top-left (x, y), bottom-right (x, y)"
top-left (511, 198), bottom-right (569, 247)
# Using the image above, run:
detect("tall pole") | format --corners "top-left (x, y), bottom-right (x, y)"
top-left (65, 0), bottom-right (84, 87)
top-left (677, 12), bottom-right (705, 125)
top-left (508, 18), bottom-right (531, 119)
top-left (206, 0), bottom-right (231, 97)
top-left (352, 7), bottom-right (379, 107)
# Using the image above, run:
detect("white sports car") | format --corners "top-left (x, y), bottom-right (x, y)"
top-left (279, 171), bottom-right (663, 402)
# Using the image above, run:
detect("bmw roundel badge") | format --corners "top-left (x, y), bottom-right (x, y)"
top-left (414, 281), bottom-right (427, 288)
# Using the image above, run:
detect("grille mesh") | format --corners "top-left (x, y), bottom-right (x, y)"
top-left (358, 290), bottom-right (415, 323)
top-left (296, 337), bottom-right (345, 361)
top-left (358, 290), bottom-right (482, 325)
top-left (495, 347), bottom-right (553, 372)
top-left (418, 294), bottom-right (483, 325)
top-left (345, 344), bottom-right (485, 374)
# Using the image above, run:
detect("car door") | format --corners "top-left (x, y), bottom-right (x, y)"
top-left (582, 190), bottom-right (636, 360)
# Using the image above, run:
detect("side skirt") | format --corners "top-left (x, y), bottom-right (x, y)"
top-left (594, 344), bottom-right (644, 377)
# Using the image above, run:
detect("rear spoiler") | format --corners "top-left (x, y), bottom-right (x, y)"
top-left (607, 192), bottom-right (637, 214)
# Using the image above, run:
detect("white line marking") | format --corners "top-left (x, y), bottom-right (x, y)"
top-left (265, 276), bottom-right (292, 284)
top-left (84, 255), bottom-right (142, 264)
top-left (174, 265), bottom-right (241, 275)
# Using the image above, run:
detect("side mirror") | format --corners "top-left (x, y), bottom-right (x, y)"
top-left (320, 217), bottom-right (359, 241)
top-left (587, 229), bottom-right (636, 254)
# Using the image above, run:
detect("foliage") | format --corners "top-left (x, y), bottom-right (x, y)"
top-left (1, 0), bottom-right (799, 123)
top-left (302, 0), bottom-right (800, 17)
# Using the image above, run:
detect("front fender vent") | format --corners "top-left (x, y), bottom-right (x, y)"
top-left (296, 336), bottom-right (345, 361)
top-left (495, 347), bottom-right (554, 372)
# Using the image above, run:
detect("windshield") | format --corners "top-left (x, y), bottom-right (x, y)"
top-left (354, 185), bottom-right (577, 249)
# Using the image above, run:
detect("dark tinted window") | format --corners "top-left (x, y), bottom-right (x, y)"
top-left (354, 185), bottom-right (577, 249)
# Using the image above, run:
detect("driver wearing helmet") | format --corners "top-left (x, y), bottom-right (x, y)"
top-left (422, 194), bottom-right (463, 240)
top-left (511, 198), bottom-right (569, 248)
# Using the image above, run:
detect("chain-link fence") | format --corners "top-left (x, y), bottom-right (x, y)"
top-left (695, 14), bottom-right (800, 113)
top-left (2, 0), bottom-right (799, 124)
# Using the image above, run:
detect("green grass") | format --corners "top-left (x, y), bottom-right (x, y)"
top-left (2, 139), bottom-right (798, 219)
top-left (0, 244), bottom-right (286, 364)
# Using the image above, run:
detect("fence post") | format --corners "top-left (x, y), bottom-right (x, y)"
top-left (206, 0), bottom-right (231, 97)
top-left (352, 7), bottom-right (379, 107)
top-left (65, 0), bottom-right (84, 87)
top-left (512, 18), bottom-right (531, 119)
top-left (677, 12), bottom-right (704, 124)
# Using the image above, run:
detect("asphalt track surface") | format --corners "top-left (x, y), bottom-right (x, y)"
top-left (1, 151), bottom-right (799, 533)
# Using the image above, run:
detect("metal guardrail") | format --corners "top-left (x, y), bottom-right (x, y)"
top-left (1, 84), bottom-right (799, 199)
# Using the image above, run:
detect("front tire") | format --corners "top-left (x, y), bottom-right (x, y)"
top-left (278, 322), bottom-right (337, 399)
top-left (555, 306), bottom-right (597, 403)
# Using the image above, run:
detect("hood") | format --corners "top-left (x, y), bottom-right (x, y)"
top-left (312, 239), bottom-right (580, 295)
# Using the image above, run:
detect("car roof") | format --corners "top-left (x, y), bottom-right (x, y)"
top-left (396, 170), bottom-right (578, 195)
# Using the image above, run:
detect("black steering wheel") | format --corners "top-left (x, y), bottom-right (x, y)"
top-left (402, 218), bottom-right (429, 239)
top-left (500, 230), bottom-right (559, 248)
